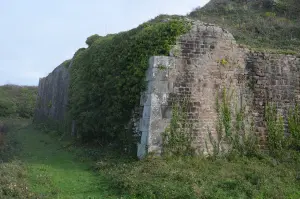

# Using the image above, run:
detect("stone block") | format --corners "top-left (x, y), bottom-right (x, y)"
top-left (139, 118), bottom-right (150, 132)
top-left (142, 105), bottom-right (151, 119)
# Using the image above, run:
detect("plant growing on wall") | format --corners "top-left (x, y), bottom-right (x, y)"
top-left (68, 16), bottom-right (191, 149)
top-left (287, 104), bottom-right (300, 150)
top-left (162, 97), bottom-right (194, 156)
top-left (265, 103), bottom-right (285, 156)
top-left (206, 87), bottom-right (258, 158)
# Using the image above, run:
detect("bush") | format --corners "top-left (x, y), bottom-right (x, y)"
top-left (85, 34), bottom-right (101, 47)
top-left (0, 85), bottom-right (37, 118)
top-left (0, 99), bottom-right (17, 117)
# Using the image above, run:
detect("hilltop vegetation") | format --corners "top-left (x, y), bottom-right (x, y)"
top-left (189, 0), bottom-right (300, 53)
top-left (0, 85), bottom-right (37, 118)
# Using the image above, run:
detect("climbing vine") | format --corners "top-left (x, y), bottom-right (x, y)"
top-left (162, 97), bottom-right (194, 156)
top-left (68, 16), bottom-right (191, 147)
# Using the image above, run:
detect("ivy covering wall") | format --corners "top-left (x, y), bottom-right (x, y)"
top-left (68, 16), bottom-right (191, 146)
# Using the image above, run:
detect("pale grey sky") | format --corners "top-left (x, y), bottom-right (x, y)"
top-left (0, 0), bottom-right (209, 86)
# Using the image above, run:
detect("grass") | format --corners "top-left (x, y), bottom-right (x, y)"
top-left (188, 1), bottom-right (300, 54)
top-left (0, 119), bottom-right (129, 199)
top-left (1, 120), bottom-right (300, 199)
top-left (104, 154), bottom-right (300, 199)
top-left (2, 119), bottom-right (300, 199)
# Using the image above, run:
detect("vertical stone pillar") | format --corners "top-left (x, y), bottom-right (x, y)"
top-left (137, 56), bottom-right (175, 159)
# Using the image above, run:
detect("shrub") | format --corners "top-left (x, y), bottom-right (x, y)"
top-left (0, 99), bottom-right (17, 117)
top-left (85, 34), bottom-right (101, 47)
top-left (0, 85), bottom-right (37, 118)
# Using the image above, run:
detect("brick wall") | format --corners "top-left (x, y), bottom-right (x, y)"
top-left (246, 53), bottom-right (300, 148)
top-left (137, 21), bottom-right (300, 158)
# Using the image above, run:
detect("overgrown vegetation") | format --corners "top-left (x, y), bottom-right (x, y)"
top-left (69, 16), bottom-right (191, 150)
top-left (265, 103), bottom-right (300, 157)
top-left (189, 0), bottom-right (300, 53)
top-left (288, 104), bottom-right (300, 151)
top-left (265, 103), bottom-right (286, 156)
top-left (205, 88), bottom-right (258, 159)
top-left (104, 155), bottom-right (300, 199)
top-left (0, 85), bottom-right (37, 118)
top-left (99, 88), bottom-right (300, 199)
top-left (162, 98), bottom-right (194, 156)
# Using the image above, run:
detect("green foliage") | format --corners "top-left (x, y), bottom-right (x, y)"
top-left (274, 0), bottom-right (300, 18)
top-left (85, 34), bottom-right (102, 47)
top-left (287, 104), bottom-right (300, 150)
top-left (106, 155), bottom-right (300, 199)
top-left (62, 59), bottom-right (71, 68)
top-left (207, 87), bottom-right (259, 158)
top-left (220, 88), bottom-right (233, 137)
top-left (0, 85), bottom-right (37, 118)
top-left (162, 98), bottom-right (194, 156)
top-left (0, 98), bottom-right (17, 117)
top-left (189, 0), bottom-right (300, 53)
top-left (69, 16), bottom-right (191, 146)
top-left (265, 103), bottom-right (286, 155)
top-left (265, 11), bottom-right (276, 17)
top-left (47, 100), bottom-right (52, 108)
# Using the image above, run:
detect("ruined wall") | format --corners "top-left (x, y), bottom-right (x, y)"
top-left (34, 63), bottom-right (70, 123)
top-left (138, 21), bottom-right (248, 158)
top-left (137, 21), bottom-right (300, 158)
top-left (246, 53), bottom-right (300, 147)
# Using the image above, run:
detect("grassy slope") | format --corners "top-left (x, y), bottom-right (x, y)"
top-left (1, 121), bottom-right (127, 199)
top-left (188, 0), bottom-right (300, 54)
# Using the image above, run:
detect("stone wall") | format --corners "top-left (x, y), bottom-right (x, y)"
top-left (138, 21), bottom-right (248, 158)
top-left (34, 62), bottom-right (70, 123)
top-left (137, 21), bottom-right (300, 158)
top-left (246, 53), bottom-right (300, 148)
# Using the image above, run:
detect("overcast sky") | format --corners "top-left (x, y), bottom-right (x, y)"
top-left (0, 0), bottom-right (209, 86)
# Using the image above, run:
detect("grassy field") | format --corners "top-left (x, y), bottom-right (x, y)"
top-left (0, 120), bottom-right (128, 199)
